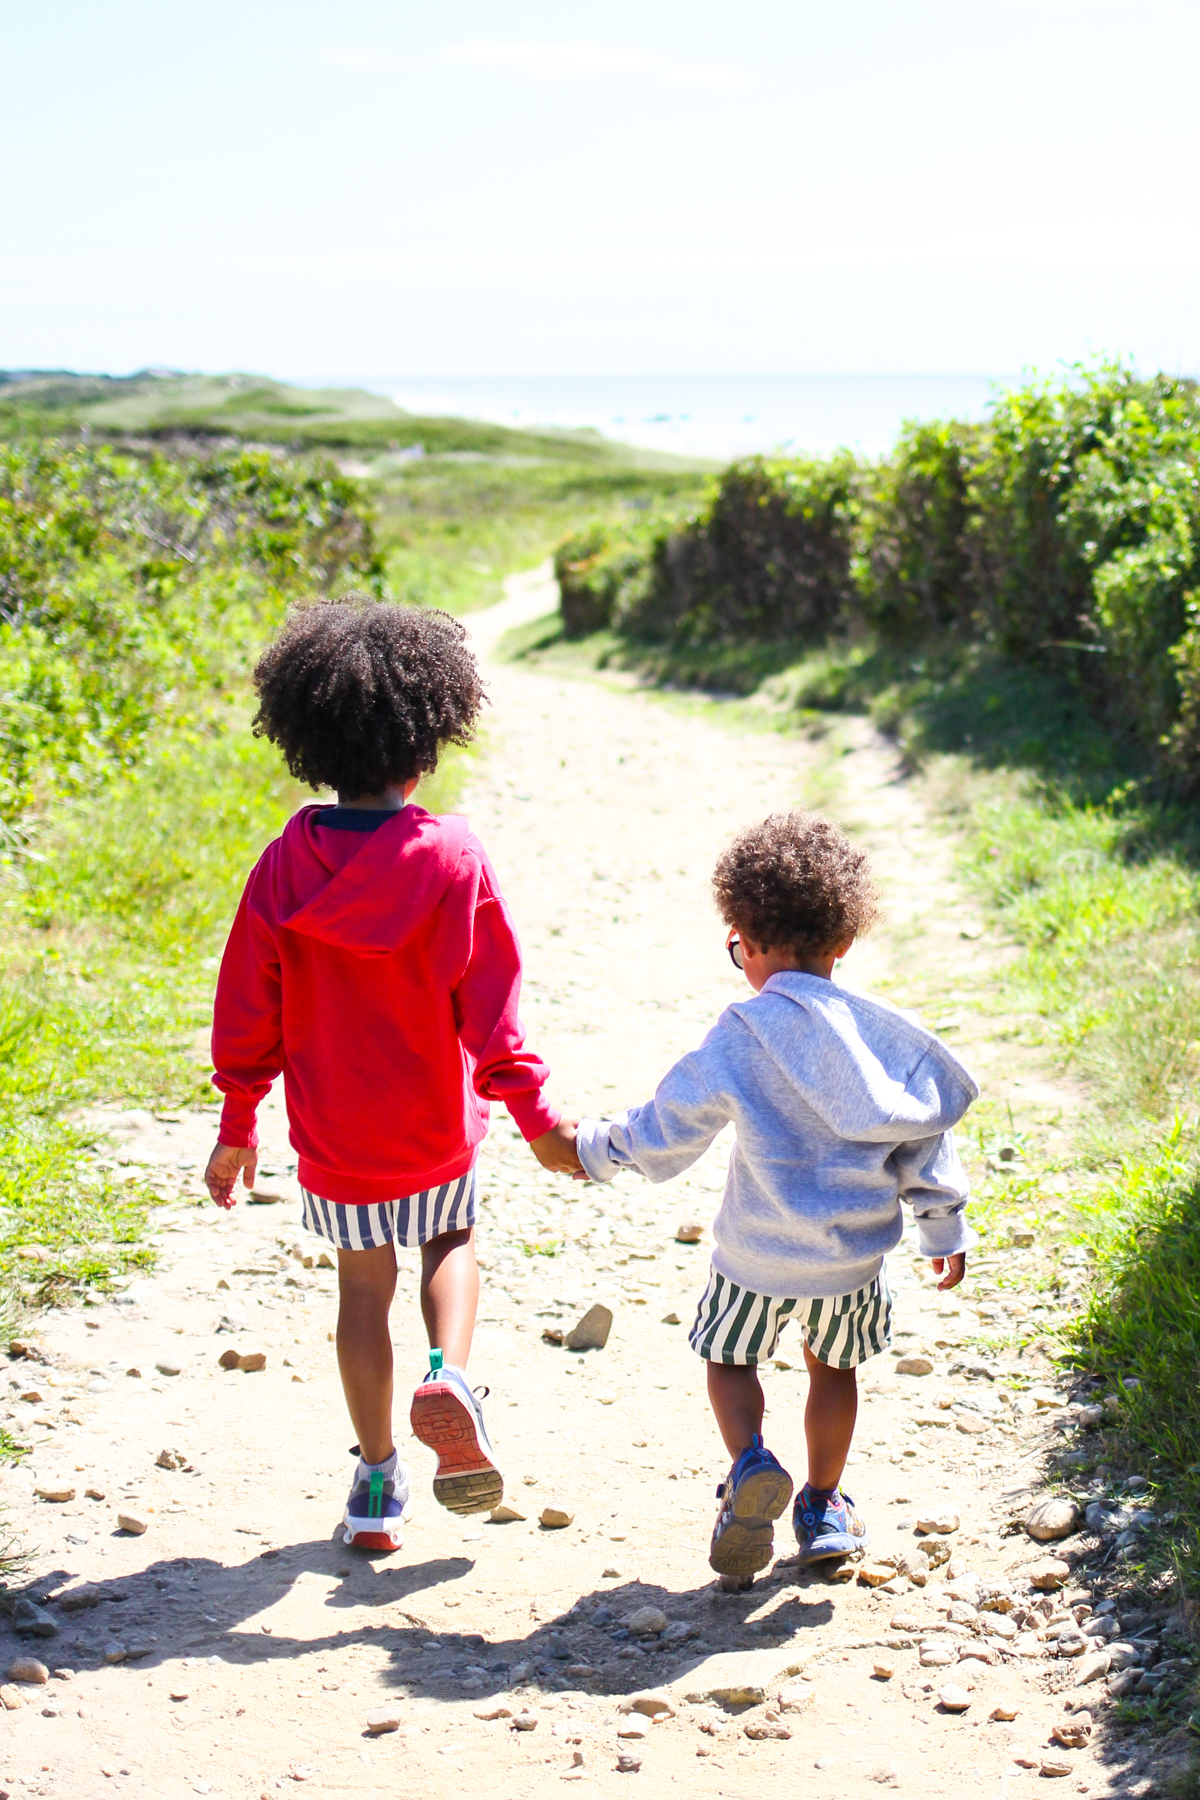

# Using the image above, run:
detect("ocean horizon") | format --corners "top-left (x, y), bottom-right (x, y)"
top-left (335, 373), bottom-right (1015, 462)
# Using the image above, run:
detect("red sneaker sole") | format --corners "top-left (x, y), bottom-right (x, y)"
top-left (342, 1527), bottom-right (402, 1553)
top-left (410, 1382), bottom-right (503, 1516)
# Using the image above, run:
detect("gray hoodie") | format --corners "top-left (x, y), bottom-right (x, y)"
top-left (576, 971), bottom-right (979, 1299)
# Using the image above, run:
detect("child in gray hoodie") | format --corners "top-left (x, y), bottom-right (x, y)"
top-left (576, 811), bottom-right (978, 1584)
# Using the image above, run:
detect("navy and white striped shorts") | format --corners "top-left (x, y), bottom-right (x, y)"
top-left (300, 1167), bottom-right (477, 1253)
top-left (689, 1263), bottom-right (892, 1370)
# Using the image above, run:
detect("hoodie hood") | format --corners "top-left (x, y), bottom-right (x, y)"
top-left (731, 970), bottom-right (978, 1142)
top-left (272, 803), bottom-right (471, 957)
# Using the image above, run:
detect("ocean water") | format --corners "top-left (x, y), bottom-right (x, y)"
top-left (350, 373), bottom-right (1011, 462)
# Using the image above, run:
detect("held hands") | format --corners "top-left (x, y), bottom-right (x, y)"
top-left (205, 1141), bottom-right (258, 1210)
top-left (932, 1252), bottom-right (966, 1291)
top-left (530, 1120), bottom-right (585, 1178)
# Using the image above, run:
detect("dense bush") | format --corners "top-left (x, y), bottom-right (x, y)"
top-left (558, 366), bottom-right (1200, 787)
top-left (0, 443), bottom-right (380, 821)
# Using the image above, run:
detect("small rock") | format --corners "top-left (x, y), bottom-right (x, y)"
top-left (920, 1646), bottom-right (955, 1668)
top-left (616, 1752), bottom-right (641, 1773)
top-left (155, 1358), bottom-right (182, 1378)
top-left (248, 1186), bottom-right (285, 1204)
top-left (895, 1356), bottom-right (934, 1377)
top-left (626, 1606), bottom-right (668, 1637)
top-left (156, 1448), bottom-right (187, 1471)
top-left (237, 1351), bottom-right (267, 1373)
top-left (617, 1725), bottom-right (646, 1740)
top-left (169, 1688), bottom-right (190, 1702)
top-left (104, 1643), bottom-right (128, 1664)
top-left (660, 1312), bottom-right (681, 1326)
top-left (365, 1708), bottom-right (402, 1734)
top-left (13, 1600), bottom-right (57, 1639)
top-left (539, 1507), bottom-right (573, 1530)
top-left (541, 1327), bottom-right (564, 1346)
top-left (1055, 1630), bottom-right (1088, 1658)
top-left (473, 1703), bottom-right (513, 1720)
top-left (989, 1703), bottom-right (1019, 1721)
top-left (872, 1661), bottom-right (895, 1681)
top-left (938, 1684), bottom-right (971, 1713)
top-left (565, 1305), bottom-right (613, 1352)
top-left (1074, 1651), bottom-right (1111, 1686)
top-left (744, 1722), bottom-right (791, 1740)
top-left (1025, 1497), bottom-right (1081, 1542)
top-left (624, 1690), bottom-right (674, 1718)
top-left (217, 1348), bottom-right (242, 1371)
top-left (954, 1412), bottom-right (989, 1436)
top-left (596, 1390), bottom-right (617, 1405)
top-left (602, 1567), bottom-right (621, 1579)
top-left (1028, 1558), bottom-right (1071, 1591)
top-left (1040, 1756), bottom-right (1073, 1778)
top-left (84, 1486), bottom-right (106, 1501)
top-left (0, 1684), bottom-right (21, 1709)
top-left (511, 1711), bottom-right (539, 1731)
top-left (1052, 1714), bottom-right (1091, 1749)
top-left (914, 1513), bottom-right (959, 1535)
top-left (1107, 1668), bottom-right (1138, 1698)
top-left (778, 1682), bottom-right (815, 1713)
top-left (857, 1561), bottom-right (900, 1587)
top-left (8, 1657), bottom-right (48, 1685)
top-left (918, 1537), bottom-right (950, 1568)
top-left (675, 1222), bottom-right (704, 1243)
top-left (489, 1504), bottom-right (527, 1524)
top-left (34, 1484), bottom-right (75, 1504)
top-left (116, 1512), bottom-right (149, 1536)
top-left (706, 1683), bottom-right (765, 1707)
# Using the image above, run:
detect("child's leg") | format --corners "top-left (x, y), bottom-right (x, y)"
top-left (419, 1225), bottom-right (478, 1368)
top-left (706, 1362), bottom-right (765, 1459)
top-left (802, 1341), bottom-right (858, 1490)
top-left (336, 1241), bottom-right (398, 1465)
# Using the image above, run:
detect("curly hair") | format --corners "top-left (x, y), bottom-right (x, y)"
top-left (251, 596), bottom-right (486, 797)
top-left (712, 811), bottom-right (882, 954)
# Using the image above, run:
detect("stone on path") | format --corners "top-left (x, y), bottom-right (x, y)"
top-left (539, 1506), bottom-right (573, 1529)
top-left (872, 1661), bottom-right (895, 1680)
top-left (365, 1708), bottom-right (402, 1734)
top-left (675, 1222), bottom-right (704, 1244)
top-left (510, 1712), bottom-right (539, 1731)
top-left (626, 1606), bottom-right (668, 1637)
top-left (1074, 1651), bottom-right (1110, 1686)
top-left (920, 1646), bottom-right (955, 1668)
top-left (990, 1703), bottom-right (1019, 1721)
top-left (0, 1685), bottom-right (21, 1709)
top-left (34, 1483), bottom-right (75, 1504)
top-left (155, 1357), bottom-right (182, 1377)
top-left (565, 1304), bottom-right (613, 1351)
top-left (744, 1722), bottom-right (792, 1740)
top-left (622, 1691), bottom-right (674, 1718)
top-left (616, 1752), bottom-right (642, 1773)
top-left (938, 1684), bottom-right (971, 1712)
top-left (660, 1312), bottom-right (681, 1325)
top-left (915, 1512), bottom-right (959, 1535)
top-left (116, 1511), bottom-right (149, 1536)
top-left (1025, 1496), bottom-right (1081, 1542)
top-left (858, 1561), bottom-right (900, 1587)
top-left (895, 1355), bottom-right (933, 1377)
top-left (237, 1351), bottom-right (267, 1373)
top-left (217, 1348), bottom-right (242, 1371)
top-left (778, 1683), bottom-right (815, 1713)
top-left (8, 1658), bottom-right (48, 1685)
top-left (13, 1599), bottom-right (57, 1638)
top-left (1029, 1558), bottom-right (1071, 1591)
top-left (489, 1503), bottom-right (526, 1524)
top-left (473, 1703), bottom-right (513, 1720)
top-left (1052, 1714), bottom-right (1091, 1748)
top-left (1040, 1756), bottom-right (1074, 1778)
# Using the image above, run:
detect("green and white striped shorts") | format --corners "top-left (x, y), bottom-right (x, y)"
top-left (689, 1263), bottom-right (892, 1370)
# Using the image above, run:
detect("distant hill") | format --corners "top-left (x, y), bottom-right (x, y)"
top-left (0, 369), bottom-right (693, 466)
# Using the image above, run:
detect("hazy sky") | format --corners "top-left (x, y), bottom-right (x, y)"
top-left (4, 0), bottom-right (1199, 377)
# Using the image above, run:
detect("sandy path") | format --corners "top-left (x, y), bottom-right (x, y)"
top-left (0, 570), bottom-right (1158, 1800)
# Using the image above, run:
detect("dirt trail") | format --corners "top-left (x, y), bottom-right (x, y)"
top-left (0, 568), bottom-right (1158, 1800)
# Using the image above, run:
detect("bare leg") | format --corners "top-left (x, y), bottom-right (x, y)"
top-left (707, 1362), bottom-right (765, 1460)
top-left (802, 1342), bottom-right (858, 1489)
top-left (420, 1226), bottom-right (479, 1370)
top-left (336, 1241), bottom-right (397, 1466)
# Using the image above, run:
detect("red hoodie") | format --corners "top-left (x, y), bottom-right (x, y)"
top-left (211, 803), bottom-right (559, 1203)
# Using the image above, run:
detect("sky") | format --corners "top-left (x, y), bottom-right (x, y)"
top-left (3, 0), bottom-right (1199, 378)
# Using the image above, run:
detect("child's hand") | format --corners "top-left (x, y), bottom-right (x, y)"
top-left (205, 1142), bottom-right (258, 1210)
top-left (932, 1252), bottom-right (966, 1291)
top-left (529, 1120), bottom-right (584, 1177)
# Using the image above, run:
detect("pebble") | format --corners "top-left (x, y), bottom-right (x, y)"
top-left (34, 1483), bottom-right (75, 1504)
top-left (217, 1349), bottom-right (242, 1371)
top-left (473, 1703), bottom-right (513, 1720)
top-left (366, 1708), bottom-right (403, 1734)
top-left (85, 1486), bottom-right (106, 1501)
top-left (8, 1657), bottom-right (48, 1685)
top-left (623, 1690), bottom-right (674, 1718)
top-left (1107, 1668), bottom-right (1138, 1698)
top-left (895, 1356), bottom-right (934, 1377)
top-left (565, 1305), bottom-right (612, 1352)
top-left (117, 1512), bottom-right (149, 1536)
top-left (937, 1684), bottom-right (971, 1713)
top-left (704, 1683), bottom-right (765, 1707)
top-left (540, 1507), bottom-right (573, 1529)
top-left (778, 1682), bottom-right (816, 1713)
top-left (237, 1351), bottom-right (267, 1373)
top-left (915, 1512), bottom-right (959, 1535)
top-left (660, 1312), bottom-right (681, 1325)
top-left (13, 1599), bottom-right (58, 1638)
top-left (858, 1561), bottom-right (899, 1587)
top-left (511, 1712), bottom-right (539, 1731)
top-left (1040, 1756), bottom-right (1074, 1778)
top-left (1074, 1651), bottom-right (1111, 1686)
top-left (616, 1753), bottom-right (642, 1773)
top-left (989, 1703), bottom-right (1019, 1721)
top-left (489, 1504), bottom-right (526, 1524)
top-left (744, 1722), bottom-right (792, 1740)
top-left (1025, 1497), bottom-right (1082, 1542)
top-left (0, 1685), bottom-right (20, 1709)
top-left (602, 1566), bottom-right (621, 1579)
top-left (1029, 1558), bottom-right (1071, 1591)
top-left (596, 1391), bottom-right (617, 1406)
top-left (1052, 1713), bottom-right (1091, 1748)
top-left (170, 1688), bottom-right (190, 1702)
top-left (920, 1646), bottom-right (955, 1667)
top-left (86, 1377), bottom-right (111, 1394)
top-left (617, 1725), bottom-right (646, 1740)
top-left (155, 1358), bottom-right (182, 1377)
top-left (156, 1448), bottom-right (187, 1471)
top-left (626, 1606), bottom-right (668, 1637)
top-left (954, 1413), bottom-right (988, 1435)
top-left (872, 1661), bottom-right (895, 1681)
top-left (675, 1222), bottom-right (704, 1243)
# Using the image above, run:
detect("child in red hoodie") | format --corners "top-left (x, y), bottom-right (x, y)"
top-left (204, 598), bottom-right (580, 1550)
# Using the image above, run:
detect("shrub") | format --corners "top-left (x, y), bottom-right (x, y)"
top-left (555, 524), bottom-right (654, 637)
top-left (859, 421), bottom-right (981, 642)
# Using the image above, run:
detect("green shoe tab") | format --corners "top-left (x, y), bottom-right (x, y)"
top-left (368, 1470), bottom-right (384, 1518)
top-left (429, 1348), bottom-right (444, 1373)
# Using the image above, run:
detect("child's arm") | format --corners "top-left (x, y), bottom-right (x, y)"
top-left (577, 1050), bottom-right (730, 1184)
top-left (205, 881), bottom-right (283, 1209)
top-left (453, 873), bottom-right (580, 1172)
top-left (891, 1129), bottom-right (975, 1290)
